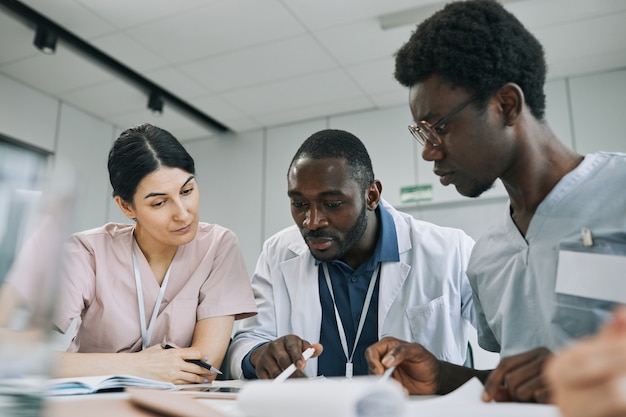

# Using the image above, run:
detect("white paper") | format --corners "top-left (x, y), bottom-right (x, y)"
top-left (236, 376), bottom-right (406, 417)
top-left (406, 378), bottom-right (561, 417)
top-left (555, 250), bottom-right (626, 303)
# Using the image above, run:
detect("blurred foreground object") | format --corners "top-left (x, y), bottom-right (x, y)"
top-left (0, 155), bottom-right (76, 416)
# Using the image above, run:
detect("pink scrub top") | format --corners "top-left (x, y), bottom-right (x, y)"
top-left (40, 222), bottom-right (255, 353)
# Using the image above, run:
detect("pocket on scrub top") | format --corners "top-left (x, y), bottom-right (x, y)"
top-left (553, 233), bottom-right (625, 340)
top-left (168, 298), bottom-right (198, 346)
top-left (552, 293), bottom-right (615, 340)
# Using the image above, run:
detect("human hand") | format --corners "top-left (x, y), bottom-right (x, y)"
top-left (545, 307), bottom-right (626, 417)
top-left (133, 343), bottom-right (215, 384)
top-left (482, 347), bottom-right (552, 403)
top-left (365, 336), bottom-right (440, 395)
top-left (251, 335), bottom-right (323, 379)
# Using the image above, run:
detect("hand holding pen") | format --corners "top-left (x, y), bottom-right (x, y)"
top-left (251, 334), bottom-right (323, 380)
top-left (161, 343), bottom-right (222, 375)
top-left (273, 347), bottom-right (316, 383)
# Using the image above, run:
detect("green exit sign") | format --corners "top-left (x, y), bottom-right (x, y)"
top-left (400, 184), bottom-right (433, 203)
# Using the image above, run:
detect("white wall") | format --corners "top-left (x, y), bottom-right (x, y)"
top-left (184, 130), bottom-right (265, 274)
top-left (2, 67), bottom-right (626, 369)
top-left (5, 69), bottom-right (625, 272)
top-left (568, 70), bottom-right (626, 154)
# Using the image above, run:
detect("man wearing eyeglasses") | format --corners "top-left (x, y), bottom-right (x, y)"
top-left (366, 0), bottom-right (626, 405)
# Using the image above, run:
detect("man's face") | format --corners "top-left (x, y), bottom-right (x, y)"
top-left (409, 75), bottom-right (512, 198)
top-left (287, 157), bottom-right (369, 263)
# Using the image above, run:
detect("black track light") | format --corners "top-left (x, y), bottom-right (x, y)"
top-left (33, 25), bottom-right (57, 54)
top-left (147, 92), bottom-right (164, 116)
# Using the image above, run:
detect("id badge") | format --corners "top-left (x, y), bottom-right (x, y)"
top-left (555, 250), bottom-right (626, 304)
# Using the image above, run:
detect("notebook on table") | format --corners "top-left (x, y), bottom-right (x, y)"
top-left (46, 375), bottom-right (175, 396)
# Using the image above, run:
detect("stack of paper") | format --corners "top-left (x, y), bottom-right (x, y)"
top-left (237, 376), bottom-right (406, 417)
top-left (407, 378), bottom-right (561, 417)
top-left (235, 377), bottom-right (561, 417)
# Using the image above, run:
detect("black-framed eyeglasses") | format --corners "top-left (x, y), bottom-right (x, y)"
top-left (408, 94), bottom-right (480, 147)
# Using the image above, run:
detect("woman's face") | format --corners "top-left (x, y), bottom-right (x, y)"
top-left (117, 167), bottom-right (199, 250)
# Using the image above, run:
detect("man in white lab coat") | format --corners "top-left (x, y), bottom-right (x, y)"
top-left (229, 128), bottom-right (476, 379)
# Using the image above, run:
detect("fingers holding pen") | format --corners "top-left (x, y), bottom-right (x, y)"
top-left (365, 336), bottom-right (403, 376)
top-left (365, 336), bottom-right (440, 395)
top-left (252, 335), bottom-right (323, 379)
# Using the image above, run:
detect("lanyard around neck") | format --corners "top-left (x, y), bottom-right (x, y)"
top-left (132, 244), bottom-right (173, 350)
top-left (322, 262), bottom-right (380, 378)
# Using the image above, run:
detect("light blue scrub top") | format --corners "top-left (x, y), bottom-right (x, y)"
top-left (468, 152), bottom-right (626, 356)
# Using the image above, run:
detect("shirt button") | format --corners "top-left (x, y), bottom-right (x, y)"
top-left (351, 277), bottom-right (357, 283)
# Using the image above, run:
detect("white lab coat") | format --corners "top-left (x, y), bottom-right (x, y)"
top-left (229, 199), bottom-right (475, 378)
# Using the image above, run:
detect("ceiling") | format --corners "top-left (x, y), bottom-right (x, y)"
top-left (1, 0), bottom-right (625, 141)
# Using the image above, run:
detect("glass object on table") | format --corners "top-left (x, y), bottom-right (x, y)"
top-left (0, 147), bottom-right (76, 417)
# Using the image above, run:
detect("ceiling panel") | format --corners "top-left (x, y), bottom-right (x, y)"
top-left (1, 45), bottom-right (114, 94)
top-left (20, 0), bottom-right (116, 38)
top-left (254, 96), bottom-right (374, 127)
top-left (89, 32), bottom-right (168, 72)
top-left (314, 20), bottom-right (414, 66)
top-left (58, 78), bottom-right (146, 117)
top-left (509, 0), bottom-right (626, 30)
top-left (346, 57), bottom-right (404, 97)
top-left (125, 0), bottom-right (307, 64)
top-left (74, 0), bottom-right (215, 30)
top-left (222, 69), bottom-right (366, 115)
top-left (0, 12), bottom-right (37, 65)
top-left (190, 94), bottom-right (251, 126)
top-left (143, 67), bottom-right (211, 99)
top-left (282, 0), bottom-right (442, 31)
top-left (1, 0), bottom-right (625, 141)
top-left (179, 35), bottom-right (338, 93)
top-left (535, 12), bottom-right (626, 78)
top-left (106, 103), bottom-right (211, 140)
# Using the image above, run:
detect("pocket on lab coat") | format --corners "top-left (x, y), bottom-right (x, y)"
top-left (405, 295), bottom-right (461, 363)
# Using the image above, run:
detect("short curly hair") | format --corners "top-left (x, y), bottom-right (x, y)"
top-left (289, 129), bottom-right (375, 192)
top-left (395, 0), bottom-right (547, 119)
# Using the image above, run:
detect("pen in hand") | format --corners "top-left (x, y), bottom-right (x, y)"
top-left (161, 343), bottom-right (222, 375)
top-left (380, 366), bottom-right (396, 381)
top-left (273, 347), bottom-right (316, 384)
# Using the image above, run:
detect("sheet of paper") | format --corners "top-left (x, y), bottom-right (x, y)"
top-left (406, 378), bottom-right (561, 417)
top-left (555, 250), bottom-right (626, 304)
top-left (236, 376), bottom-right (406, 417)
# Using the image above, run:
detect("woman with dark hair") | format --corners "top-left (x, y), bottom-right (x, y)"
top-left (14, 123), bottom-right (256, 383)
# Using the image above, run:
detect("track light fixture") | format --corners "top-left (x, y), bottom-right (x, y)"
top-left (147, 92), bottom-right (164, 116)
top-left (0, 0), bottom-right (229, 134)
top-left (33, 25), bottom-right (57, 54)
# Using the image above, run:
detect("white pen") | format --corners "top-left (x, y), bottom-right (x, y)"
top-left (380, 365), bottom-right (396, 381)
top-left (273, 347), bottom-right (316, 384)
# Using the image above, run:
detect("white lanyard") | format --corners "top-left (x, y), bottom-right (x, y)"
top-left (132, 245), bottom-right (173, 350)
top-left (322, 262), bottom-right (380, 378)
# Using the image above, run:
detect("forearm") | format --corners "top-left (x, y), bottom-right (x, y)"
top-left (54, 352), bottom-right (137, 378)
top-left (436, 360), bottom-right (491, 394)
top-left (190, 315), bottom-right (234, 369)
